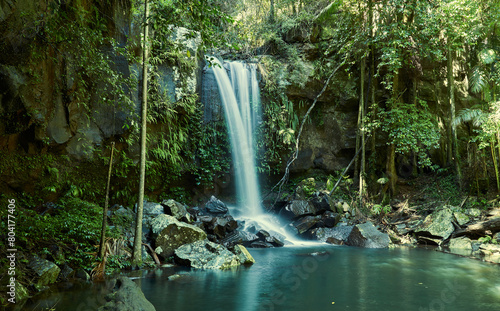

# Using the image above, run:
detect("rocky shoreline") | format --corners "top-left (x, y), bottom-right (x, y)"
top-left (16, 187), bottom-right (500, 309)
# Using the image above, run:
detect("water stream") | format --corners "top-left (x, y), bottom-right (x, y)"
top-left (209, 58), bottom-right (300, 243)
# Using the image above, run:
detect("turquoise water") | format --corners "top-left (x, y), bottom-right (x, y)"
top-left (140, 246), bottom-right (500, 311)
top-left (20, 246), bottom-right (500, 311)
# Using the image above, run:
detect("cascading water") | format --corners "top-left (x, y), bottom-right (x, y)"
top-left (210, 57), bottom-right (300, 244)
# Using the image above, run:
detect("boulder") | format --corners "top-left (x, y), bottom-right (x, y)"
top-left (448, 237), bottom-right (473, 256)
top-left (204, 196), bottom-right (229, 215)
top-left (345, 222), bottom-right (391, 248)
top-left (162, 199), bottom-right (190, 221)
top-left (28, 257), bottom-right (60, 290)
top-left (317, 211), bottom-right (340, 228)
top-left (309, 225), bottom-right (353, 243)
top-left (310, 192), bottom-right (334, 214)
top-left (232, 244), bottom-right (256, 265)
top-left (293, 215), bottom-right (322, 234)
top-left (479, 244), bottom-right (500, 264)
top-left (464, 208), bottom-right (482, 218)
top-left (174, 240), bottom-right (240, 269)
top-left (151, 215), bottom-right (207, 258)
top-left (143, 201), bottom-right (164, 217)
top-left (453, 212), bottom-right (470, 226)
top-left (415, 208), bottom-right (455, 243)
top-left (97, 277), bottom-right (156, 311)
top-left (279, 200), bottom-right (316, 219)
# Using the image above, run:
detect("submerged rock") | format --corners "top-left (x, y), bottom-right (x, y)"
top-left (174, 240), bottom-right (240, 269)
top-left (448, 237), bottom-right (473, 256)
top-left (28, 257), bottom-right (60, 290)
top-left (98, 277), bottom-right (156, 311)
top-left (345, 222), bottom-right (391, 248)
top-left (151, 215), bottom-right (207, 258)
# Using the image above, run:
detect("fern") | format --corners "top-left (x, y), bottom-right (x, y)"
top-left (470, 65), bottom-right (487, 94)
top-left (453, 108), bottom-right (486, 127)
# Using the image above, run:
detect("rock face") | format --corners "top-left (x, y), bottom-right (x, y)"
top-left (415, 208), bottom-right (455, 244)
top-left (174, 240), bottom-right (240, 269)
top-left (98, 277), bottom-right (156, 311)
top-left (345, 222), bottom-right (391, 248)
top-left (151, 214), bottom-right (207, 258)
top-left (28, 257), bottom-right (61, 290)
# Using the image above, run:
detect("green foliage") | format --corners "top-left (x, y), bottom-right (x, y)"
top-left (478, 236), bottom-right (498, 244)
top-left (377, 99), bottom-right (440, 168)
top-left (371, 204), bottom-right (391, 216)
top-left (256, 56), bottom-right (300, 173)
top-left (18, 198), bottom-right (103, 270)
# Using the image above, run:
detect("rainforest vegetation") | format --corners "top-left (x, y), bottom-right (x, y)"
top-left (1, 0), bottom-right (500, 306)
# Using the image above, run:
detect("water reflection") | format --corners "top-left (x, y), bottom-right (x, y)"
top-left (21, 246), bottom-right (500, 311)
top-left (142, 246), bottom-right (500, 311)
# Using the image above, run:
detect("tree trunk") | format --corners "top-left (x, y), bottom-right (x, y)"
top-left (447, 44), bottom-right (462, 186)
top-left (355, 59), bottom-right (365, 178)
top-left (98, 142), bottom-right (115, 259)
top-left (369, 0), bottom-right (377, 186)
top-left (358, 59), bottom-right (366, 204)
top-left (387, 68), bottom-right (399, 195)
top-left (270, 0), bottom-right (275, 23)
top-left (132, 0), bottom-right (149, 266)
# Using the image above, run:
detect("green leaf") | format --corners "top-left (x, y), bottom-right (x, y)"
top-left (478, 49), bottom-right (496, 65)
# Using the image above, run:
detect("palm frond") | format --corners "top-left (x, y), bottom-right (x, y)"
top-left (470, 65), bottom-right (487, 94)
top-left (454, 108), bottom-right (486, 127)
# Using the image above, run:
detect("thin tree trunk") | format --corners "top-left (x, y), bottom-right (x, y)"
top-left (359, 59), bottom-right (367, 205)
top-left (355, 60), bottom-right (365, 179)
top-left (387, 69), bottom-right (399, 195)
top-left (447, 44), bottom-right (462, 186)
top-left (99, 142), bottom-right (115, 259)
top-left (270, 0), bottom-right (275, 23)
top-left (492, 140), bottom-right (500, 191)
top-left (132, 0), bottom-right (149, 265)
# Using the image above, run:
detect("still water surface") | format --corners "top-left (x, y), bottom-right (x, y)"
top-left (21, 245), bottom-right (500, 311)
top-left (140, 246), bottom-right (500, 311)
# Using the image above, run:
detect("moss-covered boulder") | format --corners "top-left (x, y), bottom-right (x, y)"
top-left (232, 244), bottom-right (256, 265)
top-left (151, 214), bottom-right (206, 259)
top-left (28, 256), bottom-right (60, 290)
top-left (97, 277), bottom-right (156, 311)
top-left (415, 207), bottom-right (455, 244)
top-left (174, 240), bottom-right (240, 269)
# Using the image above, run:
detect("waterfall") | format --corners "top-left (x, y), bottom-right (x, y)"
top-left (209, 57), bottom-right (305, 245)
top-left (210, 59), bottom-right (262, 218)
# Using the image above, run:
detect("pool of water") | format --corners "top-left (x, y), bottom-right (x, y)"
top-left (140, 245), bottom-right (500, 311)
top-left (20, 245), bottom-right (500, 311)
